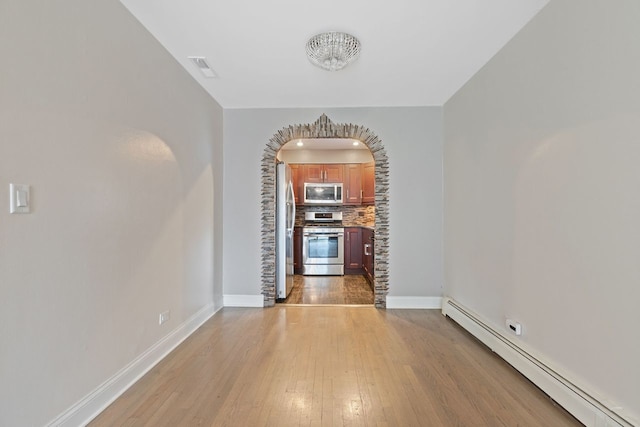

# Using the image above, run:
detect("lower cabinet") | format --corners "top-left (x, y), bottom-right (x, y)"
top-left (344, 227), bottom-right (374, 284)
top-left (293, 226), bottom-right (302, 274)
top-left (344, 227), bottom-right (363, 274)
top-left (362, 228), bottom-right (375, 286)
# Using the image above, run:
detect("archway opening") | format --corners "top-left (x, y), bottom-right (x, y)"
top-left (260, 114), bottom-right (389, 308)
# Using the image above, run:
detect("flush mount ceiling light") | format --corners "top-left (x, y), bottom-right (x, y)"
top-left (305, 32), bottom-right (361, 71)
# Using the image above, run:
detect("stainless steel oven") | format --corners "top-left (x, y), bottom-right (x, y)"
top-left (302, 212), bottom-right (344, 276)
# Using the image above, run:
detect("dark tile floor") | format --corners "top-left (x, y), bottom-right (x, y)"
top-left (282, 274), bottom-right (374, 305)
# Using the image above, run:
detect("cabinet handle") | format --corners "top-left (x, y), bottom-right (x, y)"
top-left (364, 243), bottom-right (371, 256)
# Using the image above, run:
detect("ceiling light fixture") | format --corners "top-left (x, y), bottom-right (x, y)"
top-left (352, 141), bottom-right (359, 146)
top-left (296, 140), bottom-right (304, 147)
top-left (305, 32), bottom-right (361, 71)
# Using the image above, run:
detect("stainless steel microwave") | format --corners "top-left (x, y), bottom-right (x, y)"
top-left (303, 182), bottom-right (343, 205)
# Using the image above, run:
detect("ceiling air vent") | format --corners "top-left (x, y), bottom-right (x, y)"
top-left (188, 56), bottom-right (218, 78)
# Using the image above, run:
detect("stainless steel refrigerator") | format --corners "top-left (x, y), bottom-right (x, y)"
top-left (276, 162), bottom-right (296, 300)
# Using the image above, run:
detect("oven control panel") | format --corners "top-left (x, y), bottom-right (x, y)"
top-left (305, 211), bottom-right (343, 222)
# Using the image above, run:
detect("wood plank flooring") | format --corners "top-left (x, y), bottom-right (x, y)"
top-left (283, 275), bottom-right (374, 305)
top-left (90, 307), bottom-right (581, 427)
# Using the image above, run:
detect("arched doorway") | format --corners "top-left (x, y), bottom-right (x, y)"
top-left (260, 114), bottom-right (390, 308)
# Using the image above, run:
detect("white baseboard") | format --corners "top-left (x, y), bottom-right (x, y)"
top-left (386, 296), bottom-right (442, 309)
top-left (223, 294), bottom-right (264, 307)
top-left (441, 297), bottom-right (636, 427)
top-left (46, 303), bottom-right (220, 427)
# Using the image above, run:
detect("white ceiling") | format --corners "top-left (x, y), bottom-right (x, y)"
top-left (119, 0), bottom-right (548, 109)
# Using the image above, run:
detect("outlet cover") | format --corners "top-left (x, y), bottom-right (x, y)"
top-left (506, 318), bottom-right (522, 336)
top-left (159, 310), bottom-right (170, 325)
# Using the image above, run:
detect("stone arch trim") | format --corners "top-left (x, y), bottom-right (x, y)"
top-left (261, 114), bottom-right (389, 308)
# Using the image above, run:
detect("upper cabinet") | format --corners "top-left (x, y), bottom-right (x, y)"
top-left (344, 164), bottom-right (362, 205)
top-left (362, 162), bottom-right (375, 205)
top-left (303, 164), bottom-right (344, 183)
top-left (290, 164), bottom-right (303, 205)
top-left (290, 162), bottom-right (373, 206)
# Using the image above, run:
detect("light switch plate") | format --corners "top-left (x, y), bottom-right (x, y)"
top-left (10, 184), bottom-right (30, 214)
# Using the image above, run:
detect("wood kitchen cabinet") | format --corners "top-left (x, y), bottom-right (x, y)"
top-left (293, 226), bottom-right (302, 274)
top-left (292, 162), bottom-right (372, 206)
top-left (344, 227), bottom-right (363, 274)
top-left (344, 164), bottom-right (363, 205)
top-left (303, 164), bottom-right (343, 183)
top-left (290, 164), bottom-right (303, 205)
top-left (362, 227), bottom-right (375, 286)
top-left (362, 162), bottom-right (375, 205)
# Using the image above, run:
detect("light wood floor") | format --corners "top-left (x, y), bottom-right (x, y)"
top-left (91, 307), bottom-right (580, 427)
top-left (283, 275), bottom-right (374, 305)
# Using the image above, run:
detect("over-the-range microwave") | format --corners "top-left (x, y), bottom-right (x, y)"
top-left (303, 182), bottom-right (343, 205)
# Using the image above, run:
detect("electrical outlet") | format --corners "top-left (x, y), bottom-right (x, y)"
top-left (159, 310), bottom-right (170, 325)
top-left (506, 318), bottom-right (522, 336)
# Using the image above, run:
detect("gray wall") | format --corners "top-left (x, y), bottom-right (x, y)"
top-left (444, 1), bottom-right (640, 422)
top-left (223, 107), bottom-right (443, 300)
top-left (0, 0), bottom-right (223, 425)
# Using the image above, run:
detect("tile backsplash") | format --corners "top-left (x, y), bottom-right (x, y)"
top-left (295, 204), bottom-right (375, 227)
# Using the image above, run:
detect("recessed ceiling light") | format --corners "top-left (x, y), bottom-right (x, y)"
top-left (296, 141), bottom-right (304, 147)
top-left (352, 141), bottom-right (359, 146)
top-left (188, 56), bottom-right (218, 78)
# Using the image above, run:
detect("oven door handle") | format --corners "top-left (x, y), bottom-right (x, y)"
top-left (304, 234), bottom-right (342, 238)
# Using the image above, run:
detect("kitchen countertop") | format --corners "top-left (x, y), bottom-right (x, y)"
top-left (344, 224), bottom-right (375, 231)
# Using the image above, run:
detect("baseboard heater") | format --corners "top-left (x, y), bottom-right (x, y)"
top-left (441, 297), bottom-right (636, 427)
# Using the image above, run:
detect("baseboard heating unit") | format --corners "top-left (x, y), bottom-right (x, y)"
top-left (441, 297), bottom-right (636, 427)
